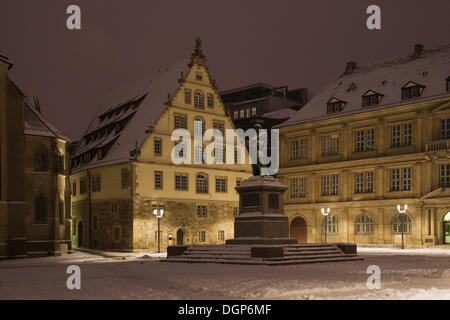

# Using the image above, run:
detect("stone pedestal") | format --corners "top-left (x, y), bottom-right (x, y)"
top-left (226, 175), bottom-right (297, 245)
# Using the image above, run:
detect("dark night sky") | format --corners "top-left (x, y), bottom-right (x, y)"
top-left (1, 0), bottom-right (449, 140)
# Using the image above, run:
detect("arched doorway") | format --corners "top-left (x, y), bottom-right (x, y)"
top-left (290, 217), bottom-right (307, 243)
top-left (176, 229), bottom-right (184, 245)
top-left (78, 221), bottom-right (83, 247)
top-left (444, 212), bottom-right (450, 244)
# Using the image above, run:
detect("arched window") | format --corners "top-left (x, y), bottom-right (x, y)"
top-left (355, 213), bottom-right (373, 234)
top-left (34, 148), bottom-right (48, 172)
top-left (34, 194), bottom-right (47, 223)
top-left (194, 90), bottom-right (204, 109)
top-left (391, 213), bottom-right (412, 233)
top-left (196, 173), bottom-right (208, 193)
top-left (322, 215), bottom-right (338, 234)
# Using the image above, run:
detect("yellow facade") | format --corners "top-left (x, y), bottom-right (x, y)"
top-left (71, 42), bottom-right (252, 251)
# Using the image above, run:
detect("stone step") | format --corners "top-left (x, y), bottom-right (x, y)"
top-left (284, 247), bottom-right (340, 252)
top-left (266, 253), bottom-right (356, 262)
top-left (163, 255), bottom-right (363, 265)
top-left (172, 254), bottom-right (252, 260)
top-left (283, 250), bottom-right (343, 256)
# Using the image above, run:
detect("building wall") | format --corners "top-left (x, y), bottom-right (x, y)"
top-left (0, 61), bottom-right (26, 258)
top-left (70, 60), bottom-right (252, 252)
top-left (24, 135), bottom-right (71, 255)
top-left (279, 96), bottom-right (450, 246)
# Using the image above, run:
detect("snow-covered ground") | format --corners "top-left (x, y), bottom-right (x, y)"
top-left (0, 251), bottom-right (448, 300)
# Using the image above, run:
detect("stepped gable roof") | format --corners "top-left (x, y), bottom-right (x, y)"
top-left (71, 58), bottom-right (190, 172)
top-left (24, 98), bottom-right (71, 141)
top-left (278, 44), bottom-right (450, 128)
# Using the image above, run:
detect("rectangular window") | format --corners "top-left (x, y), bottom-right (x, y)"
top-left (91, 174), bottom-right (101, 192)
top-left (299, 177), bottom-right (307, 197)
top-left (80, 178), bottom-right (87, 194)
top-left (291, 141), bottom-right (299, 160)
top-left (391, 169), bottom-right (400, 191)
top-left (391, 126), bottom-right (401, 148)
top-left (366, 129), bottom-right (375, 151)
top-left (174, 114), bottom-right (187, 129)
top-left (403, 124), bottom-right (412, 146)
top-left (299, 139), bottom-right (307, 159)
top-left (356, 131), bottom-right (365, 152)
top-left (184, 89), bottom-right (191, 104)
top-left (218, 230), bottom-right (225, 241)
top-left (322, 175), bottom-right (329, 196)
top-left (199, 231), bottom-right (206, 242)
top-left (215, 177), bottom-right (227, 192)
top-left (236, 178), bottom-right (242, 187)
top-left (331, 137), bottom-right (339, 155)
top-left (402, 168), bottom-right (411, 191)
top-left (72, 182), bottom-right (77, 196)
top-left (440, 164), bottom-right (450, 187)
top-left (154, 138), bottom-right (162, 156)
top-left (234, 111), bottom-right (238, 119)
top-left (121, 168), bottom-right (130, 189)
top-left (290, 178), bottom-right (298, 198)
top-left (355, 173), bottom-right (364, 194)
top-left (331, 174), bottom-right (339, 195)
top-left (154, 171), bottom-right (163, 189)
top-left (252, 107), bottom-right (257, 116)
top-left (440, 118), bottom-right (450, 140)
top-left (207, 94), bottom-right (214, 107)
top-left (240, 109), bottom-right (245, 118)
top-left (175, 174), bottom-right (188, 190)
top-left (366, 172), bottom-right (374, 193)
top-left (197, 205), bottom-right (207, 217)
top-left (322, 136), bottom-right (331, 156)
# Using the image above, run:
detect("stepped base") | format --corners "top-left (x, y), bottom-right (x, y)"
top-left (226, 237), bottom-right (297, 245)
top-left (163, 243), bottom-right (363, 266)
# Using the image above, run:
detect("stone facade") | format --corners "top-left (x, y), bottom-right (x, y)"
top-left (277, 44), bottom-right (450, 247)
top-left (70, 40), bottom-right (252, 252)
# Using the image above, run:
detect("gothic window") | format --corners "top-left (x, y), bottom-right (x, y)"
top-left (355, 214), bottom-right (373, 234)
top-left (34, 148), bottom-right (48, 172)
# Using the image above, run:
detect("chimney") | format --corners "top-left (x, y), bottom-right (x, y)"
top-left (344, 61), bottom-right (357, 75)
top-left (413, 44), bottom-right (424, 58)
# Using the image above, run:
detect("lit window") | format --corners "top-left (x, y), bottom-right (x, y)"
top-left (194, 90), bottom-right (204, 108)
top-left (392, 214), bottom-right (411, 233)
top-left (196, 174), bottom-right (208, 193)
top-left (252, 107), bottom-right (257, 116)
top-left (355, 214), bottom-right (373, 234)
top-left (234, 111), bottom-right (238, 119)
top-left (154, 171), bottom-right (163, 189)
top-left (240, 109), bottom-right (245, 118)
top-left (322, 215), bottom-right (338, 234)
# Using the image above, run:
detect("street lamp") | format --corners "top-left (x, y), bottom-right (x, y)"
top-left (397, 204), bottom-right (408, 250)
top-left (153, 208), bottom-right (164, 253)
top-left (321, 208), bottom-right (330, 244)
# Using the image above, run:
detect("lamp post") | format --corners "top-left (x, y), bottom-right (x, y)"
top-left (153, 208), bottom-right (164, 253)
top-left (397, 204), bottom-right (408, 250)
top-left (321, 208), bottom-right (330, 244)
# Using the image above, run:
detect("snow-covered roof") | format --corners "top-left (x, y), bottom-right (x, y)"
top-left (278, 44), bottom-right (450, 128)
top-left (262, 108), bottom-right (297, 120)
top-left (24, 98), bottom-right (71, 141)
top-left (71, 59), bottom-right (190, 172)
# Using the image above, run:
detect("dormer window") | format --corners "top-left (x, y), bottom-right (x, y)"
top-left (362, 90), bottom-right (383, 107)
top-left (402, 81), bottom-right (425, 100)
top-left (327, 98), bottom-right (346, 114)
